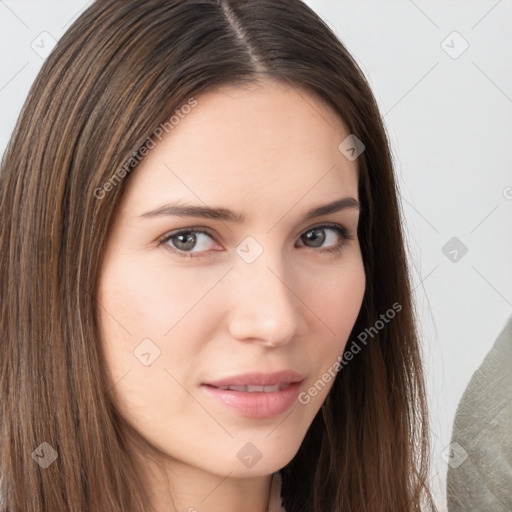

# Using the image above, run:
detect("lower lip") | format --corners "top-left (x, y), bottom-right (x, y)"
top-left (200, 382), bottom-right (303, 419)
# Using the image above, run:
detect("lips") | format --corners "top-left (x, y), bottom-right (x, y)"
top-left (214, 383), bottom-right (289, 392)
top-left (203, 370), bottom-right (305, 388)
top-left (201, 370), bottom-right (305, 418)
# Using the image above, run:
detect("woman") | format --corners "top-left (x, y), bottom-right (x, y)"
top-left (0, 0), bottom-right (438, 511)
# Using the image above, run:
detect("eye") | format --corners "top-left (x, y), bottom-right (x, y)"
top-left (160, 228), bottom-right (220, 257)
top-left (159, 224), bottom-right (354, 258)
top-left (297, 224), bottom-right (354, 254)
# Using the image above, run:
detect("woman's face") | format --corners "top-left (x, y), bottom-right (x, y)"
top-left (97, 79), bottom-right (365, 481)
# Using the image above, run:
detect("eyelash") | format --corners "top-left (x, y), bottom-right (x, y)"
top-left (158, 223), bottom-right (355, 259)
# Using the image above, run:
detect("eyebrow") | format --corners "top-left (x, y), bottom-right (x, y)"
top-left (138, 196), bottom-right (360, 223)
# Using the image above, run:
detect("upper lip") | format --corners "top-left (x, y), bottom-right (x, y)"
top-left (203, 370), bottom-right (305, 387)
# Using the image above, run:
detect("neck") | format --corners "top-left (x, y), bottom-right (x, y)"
top-left (142, 458), bottom-right (274, 512)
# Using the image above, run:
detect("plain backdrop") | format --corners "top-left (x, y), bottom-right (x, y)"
top-left (1, 1), bottom-right (511, 510)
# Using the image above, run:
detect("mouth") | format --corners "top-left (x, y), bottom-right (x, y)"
top-left (200, 371), bottom-right (305, 419)
top-left (203, 369), bottom-right (305, 388)
top-left (209, 383), bottom-right (293, 393)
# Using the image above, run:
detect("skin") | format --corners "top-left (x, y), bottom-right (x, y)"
top-left (97, 78), bottom-right (366, 512)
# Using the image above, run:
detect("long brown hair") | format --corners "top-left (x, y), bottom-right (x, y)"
top-left (0, 1), bottom-right (438, 510)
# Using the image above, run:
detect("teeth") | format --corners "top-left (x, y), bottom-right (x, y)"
top-left (215, 383), bottom-right (290, 392)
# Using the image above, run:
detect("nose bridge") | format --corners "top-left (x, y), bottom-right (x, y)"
top-left (227, 244), bottom-right (299, 344)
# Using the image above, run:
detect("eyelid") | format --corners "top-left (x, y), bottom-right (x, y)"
top-left (157, 226), bottom-right (221, 251)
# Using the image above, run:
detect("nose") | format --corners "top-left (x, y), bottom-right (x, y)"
top-left (226, 256), bottom-right (300, 347)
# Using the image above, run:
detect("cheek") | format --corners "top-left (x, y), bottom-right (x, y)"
top-left (307, 254), bottom-right (366, 343)
top-left (97, 253), bottom-right (220, 341)
top-left (96, 253), bottom-right (229, 392)
top-left (298, 255), bottom-right (365, 394)
top-left (95, 255), bottom-right (221, 433)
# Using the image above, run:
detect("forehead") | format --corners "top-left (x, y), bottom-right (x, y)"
top-left (119, 80), bottom-right (359, 218)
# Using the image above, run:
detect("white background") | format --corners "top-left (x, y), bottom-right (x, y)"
top-left (1, 1), bottom-right (511, 510)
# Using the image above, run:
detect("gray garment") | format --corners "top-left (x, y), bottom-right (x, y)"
top-left (446, 313), bottom-right (512, 511)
